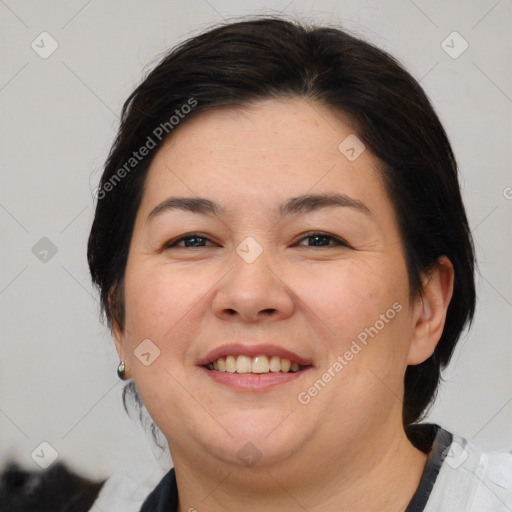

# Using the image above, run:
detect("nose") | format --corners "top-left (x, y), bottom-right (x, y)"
top-left (212, 249), bottom-right (295, 323)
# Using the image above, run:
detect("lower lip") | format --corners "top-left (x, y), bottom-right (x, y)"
top-left (200, 366), bottom-right (311, 391)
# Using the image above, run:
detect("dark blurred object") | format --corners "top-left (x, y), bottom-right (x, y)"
top-left (0, 461), bottom-right (105, 512)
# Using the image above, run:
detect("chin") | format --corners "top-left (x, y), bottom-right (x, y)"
top-left (197, 413), bottom-right (307, 469)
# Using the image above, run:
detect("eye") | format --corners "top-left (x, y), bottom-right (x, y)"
top-left (163, 231), bottom-right (351, 250)
top-left (296, 231), bottom-right (351, 248)
top-left (164, 233), bottom-right (217, 249)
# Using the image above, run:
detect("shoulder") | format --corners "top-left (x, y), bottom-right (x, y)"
top-left (138, 467), bottom-right (178, 512)
top-left (90, 464), bottom-right (168, 512)
top-left (426, 429), bottom-right (512, 511)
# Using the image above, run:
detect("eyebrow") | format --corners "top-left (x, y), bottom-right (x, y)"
top-left (145, 192), bottom-right (371, 225)
top-left (278, 193), bottom-right (371, 217)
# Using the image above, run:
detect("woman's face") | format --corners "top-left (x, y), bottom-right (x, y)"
top-left (114, 97), bottom-right (425, 471)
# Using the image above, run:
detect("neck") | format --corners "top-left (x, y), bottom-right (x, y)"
top-left (172, 422), bottom-right (427, 512)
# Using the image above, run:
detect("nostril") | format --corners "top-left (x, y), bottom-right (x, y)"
top-left (222, 308), bottom-right (277, 318)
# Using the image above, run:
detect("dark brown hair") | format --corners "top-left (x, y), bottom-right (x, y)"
top-left (87, 16), bottom-right (476, 428)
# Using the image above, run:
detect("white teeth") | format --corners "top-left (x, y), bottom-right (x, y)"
top-left (269, 355), bottom-right (282, 372)
top-left (225, 355), bottom-right (236, 373)
top-left (252, 355), bottom-right (269, 373)
top-left (236, 355), bottom-right (252, 373)
top-left (207, 354), bottom-right (305, 374)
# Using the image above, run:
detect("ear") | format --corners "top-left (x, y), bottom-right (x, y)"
top-left (112, 320), bottom-right (125, 359)
top-left (109, 285), bottom-right (133, 379)
top-left (407, 256), bottom-right (454, 365)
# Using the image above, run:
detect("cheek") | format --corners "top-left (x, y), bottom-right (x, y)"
top-left (298, 258), bottom-right (412, 396)
top-left (122, 264), bottom-right (193, 356)
top-left (126, 261), bottom-right (193, 323)
top-left (299, 260), bottom-right (405, 340)
top-left (123, 261), bottom-right (222, 362)
top-left (122, 265), bottom-right (203, 420)
top-left (296, 262), bottom-right (410, 422)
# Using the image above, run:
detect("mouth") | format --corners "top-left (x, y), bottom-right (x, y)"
top-left (206, 354), bottom-right (309, 374)
top-left (198, 344), bottom-right (313, 390)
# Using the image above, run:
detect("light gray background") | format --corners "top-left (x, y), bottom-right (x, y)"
top-left (1, 0), bottom-right (511, 481)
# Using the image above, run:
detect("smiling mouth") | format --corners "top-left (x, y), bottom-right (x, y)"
top-left (205, 355), bottom-right (310, 374)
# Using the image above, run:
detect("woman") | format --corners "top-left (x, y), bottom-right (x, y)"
top-left (87, 16), bottom-right (512, 511)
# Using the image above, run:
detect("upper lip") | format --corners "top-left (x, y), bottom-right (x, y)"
top-left (198, 344), bottom-right (313, 367)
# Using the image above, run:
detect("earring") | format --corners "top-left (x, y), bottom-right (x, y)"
top-left (117, 361), bottom-right (127, 380)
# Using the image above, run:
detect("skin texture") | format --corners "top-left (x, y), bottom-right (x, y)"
top-left (113, 97), bottom-right (454, 511)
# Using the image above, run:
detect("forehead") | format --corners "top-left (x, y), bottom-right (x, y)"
top-left (139, 97), bottom-right (389, 219)
top-left (161, 97), bottom-right (357, 164)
